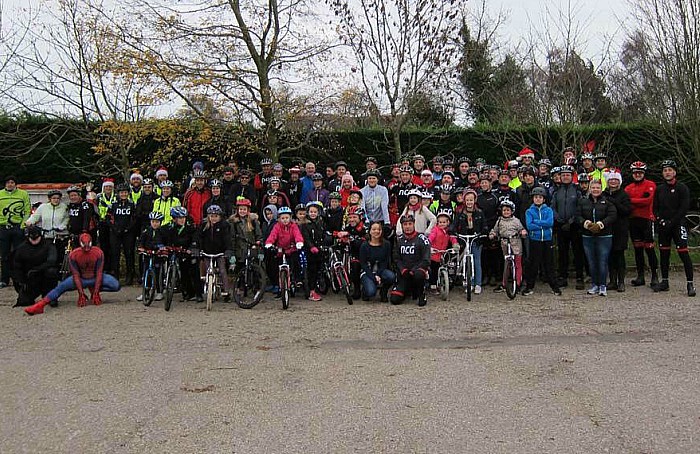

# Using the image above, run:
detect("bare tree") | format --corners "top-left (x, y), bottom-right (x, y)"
top-left (328, 0), bottom-right (463, 161)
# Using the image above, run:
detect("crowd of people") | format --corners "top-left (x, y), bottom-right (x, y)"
top-left (0, 148), bottom-right (696, 316)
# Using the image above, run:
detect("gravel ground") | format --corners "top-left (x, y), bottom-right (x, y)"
top-left (1, 274), bottom-right (698, 453)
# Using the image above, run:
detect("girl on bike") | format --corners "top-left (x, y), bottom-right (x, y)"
top-left (230, 198), bottom-right (263, 295)
top-left (359, 221), bottom-right (395, 302)
top-left (488, 200), bottom-right (527, 293)
top-left (427, 212), bottom-right (459, 293)
top-left (165, 206), bottom-right (202, 302)
top-left (453, 189), bottom-right (487, 294)
top-left (264, 206), bottom-right (304, 299)
top-left (301, 201), bottom-right (326, 301)
top-left (194, 205), bottom-right (233, 298)
top-left (340, 205), bottom-right (367, 300)
top-left (137, 212), bottom-right (167, 301)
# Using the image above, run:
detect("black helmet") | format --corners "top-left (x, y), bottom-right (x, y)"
top-left (25, 225), bottom-right (43, 240)
top-left (661, 159), bottom-right (677, 170)
top-left (115, 183), bottom-right (130, 192)
top-left (47, 189), bottom-right (62, 198)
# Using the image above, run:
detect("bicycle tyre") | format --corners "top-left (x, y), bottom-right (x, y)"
top-left (338, 269), bottom-right (353, 305)
top-left (439, 267), bottom-right (450, 301)
top-left (234, 264), bottom-right (266, 309)
top-left (465, 260), bottom-right (472, 302)
top-left (504, 259), bottom-right (517, 300)
top-left (164, 261), bottom-right (178, 311)
top-left (317, 271), bottom-right (330, 294)
top-left (205, 273), bottom-right (215, 311)
top-left (142, 268), bottom-right (156, 307)
top-left (279, 268), bottom-right (290, 310)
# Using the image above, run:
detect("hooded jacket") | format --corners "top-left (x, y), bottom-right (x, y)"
top-left (265, 220), bottom-right (304, 254)
top-left (230, 212), bottom-right (262, 260)
top-left (261, 204), bottom-right (278, 242)
top-left (526, 203), bottom-right (554, 242)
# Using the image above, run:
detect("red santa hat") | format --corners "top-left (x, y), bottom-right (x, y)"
top-left (102, 177), bottom-right (115, 190)
top-left (517, 147), bottom-right (535, 161)
top-left (130, 171), bottom-right (143, 182)
top-left (155, 166), bottom-right (168, 178)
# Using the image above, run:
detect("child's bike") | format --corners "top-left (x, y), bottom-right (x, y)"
top-left (456, 234), bottom-right (485, 301)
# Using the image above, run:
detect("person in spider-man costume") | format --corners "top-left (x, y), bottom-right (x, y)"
top-left (24, 233), bottom-right (120, 315)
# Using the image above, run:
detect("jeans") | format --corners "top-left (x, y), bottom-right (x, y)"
top-left (46, 274), bottom-right (121, 302)
top-left (582, 236), bottom-right (612, 287)
top-left (470, 242), bottom-right (483, 286)
top-left (361, 269), bottom-right (396, 297)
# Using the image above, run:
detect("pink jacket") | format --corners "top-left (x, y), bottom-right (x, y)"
top-left (428, 226), bottom-right (457, 262)
top-left (265, 221), bottom-right (304, 253)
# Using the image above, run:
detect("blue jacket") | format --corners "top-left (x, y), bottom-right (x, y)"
top-left (526, 203), bottom-right (554, 242)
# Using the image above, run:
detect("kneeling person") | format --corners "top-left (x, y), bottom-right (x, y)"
top-left (391, 214), bottom-right (431, 306)
top-left (12, 226), bottom-right (59, 307)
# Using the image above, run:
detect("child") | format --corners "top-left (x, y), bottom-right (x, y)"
top-left (453, 189), bottom-right (487, 294)
top-left (293, 204), bottom-right (308, 286)
top-left (324, 192), bottom-right (344, 233)
top-left (264, 206), bottom-right (304, 298)
top-left (164, 206), bottom-right (202, 302)
top-left (523, 187), bottom-right (561, 296)
top-left (340, 205), bottom-right (367, 299)
top-left (396, 188), bottom-right (436, 236)
top-left (229, 198), bottom-right (263, 278)
top-left (428, 212), bottom-right (459, 292)
top-left (301, 201), bottom-right (326, 301)
top-left (261, 204), bottom-right (278, 292)
top-left (137, 211), bottom-right (168, 301)
top-left (488, 199), bottom-right (527, 293)
top-left (193, 205), bottom-right (233, 298)
top-left (342, 189), bottom-right (364, 228)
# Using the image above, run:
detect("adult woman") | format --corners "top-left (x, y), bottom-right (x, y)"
top-left (604, 170), bottom-right (631, 292)
top-left (26, 189), bottom-right (69, 263)
top-left (576, 179), bottom-right (617, 296)
top-left (359, 221), bottom-right (395, 302)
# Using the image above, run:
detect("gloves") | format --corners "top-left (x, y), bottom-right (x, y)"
top-left (659, 219), bottom-right (668, 229)
top-left (77, 292), bottom-right (88, 307)
top-left (296, 242), bottom-right (304, 250)
top-left (588, 223), bottom-right (601, 233)
top-left (191, 248), bottom-right (200, 257)
top-left (310, 247), bottom-right (319, 254)
top-left (520, 229), bottom-right (528, 238)
top-left (91, 292), bottom-right (102, 306)
top-left (264, 243), bottom-right (275, 249)
top-left (401, 268), bottom-right (410, 277)
top-left (228, 256), bottom-right (236, 265)
top-left (451, 243), bottom-right (460, 251)
top-left (596, 222), bottom-right (604, 230)
top-left (583, 220), bottom-right (592, 229)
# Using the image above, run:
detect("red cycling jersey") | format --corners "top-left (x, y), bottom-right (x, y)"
top-left (625, 179), bottom-right (656, 221)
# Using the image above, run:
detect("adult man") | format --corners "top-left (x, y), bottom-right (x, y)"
top-left (0, 175), bottom-right (31, 288)
top-left (391, 214), bottom-right (430, 307)
top-left (327, 161), bottom-right (348, 193)
top-left (254, 158), bottom-right (275, 201)
top-left (624, 161), bottom-right (658, 287)
top-left (154, 166), bottom-right (169, 196)
top-left (221, 166), bottom-right (238, 201)
top-left (507, 161), bottom-right (521, 190)
top-left (11, 226), bottom-right (58, 307)
top-left (182, 170), bottom-right (211, 226)
top-left (517, 147), bottom-right (536, 167)
top-left (455, 157), bottom-right (471, 187)
top-left (129, 172), bottom-right (144, 205)
top-left (551, 165), bottom-right (585, 289)
top-left (299, 161), bottom-right (317, 202)
top-left (302, 173), bottom-right (329, 207)
top-left (653, 160), bottom-right (695, 296)
top-left (230, 169), bottom-right (257, 207)
top-left (431, 156), bottom-right (444, 183)
top-left (66, 185), bottom-right (98, 243)
top-left (108, 183), bottom-right (137, 285)
top-left (537, 159), bottom-right (554, 197)
top-left (389, 165), bottom-right (419, 214)
top-left (590, 152), bottom-right (608, 190)
top-left (96, 178), bottom-right (117, 274)
top-left (361, 169), bottom-right (391, 229)
top-left (287, 167), bottom-right (304, 208)
top-left (419, 170), bottom-right (435, 190)
top-left (134, 178), bottom-right (157, 234)
top-left (413, 155), bottom-right (427, 176)
top-left (25, 232), bottom-right (121, 315)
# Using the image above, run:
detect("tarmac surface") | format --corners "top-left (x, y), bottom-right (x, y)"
top-left (1, 275), bottom-right (699, 453)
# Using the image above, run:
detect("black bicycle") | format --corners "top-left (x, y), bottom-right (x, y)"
top-left (232, 243), bottom-right (266, 309)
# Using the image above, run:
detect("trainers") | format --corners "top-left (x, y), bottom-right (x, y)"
top-left (522, 288), bottom-right (534, 296)
top-left (551, 288), bottom-right (562, 296)
top-left (474, 285), bottom-right (482, 295)
top-left (417, 294), bottom-right (427, 307)
top-left (587, 285), bottom-right (599, 295)
top-left (653, 280), bottom-right (669, 292)
top-left (136, 294), bottom-right (144, 301)
top-left (308, 290), bottom-right (322, 301)
top-left (155, 293), bottom-right (163, 301)
top-left (493, 285), bottom-right (505, 293)
top-left (599, 285), bottom-right (607, 296)
top-left (687, 283), bottom-right (696, 297)
top-left (575, 279), bottom-right (585, 290)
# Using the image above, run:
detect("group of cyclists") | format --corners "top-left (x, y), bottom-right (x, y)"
top-left (0, 146), bottom-right (695, 316)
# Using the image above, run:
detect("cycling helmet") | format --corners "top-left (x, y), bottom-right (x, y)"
top-left (499, 199), bottom-right (516, 210)
top-left (490, 164), bottom-right (501, 170)
top-left (266, 190), bottom-right (279, 197)
top-left (661, 159), bottom-right (677, 170)
top-left (580, 153), bottom-right (594, 161)
top-left (538, 158), bottom-right (552, 167)
top-left (192, 169), bottom-right (207, 179)
top-left (413, 154), bottom-right (425, 161)
top-left (170, 206), bottom-right (188, 218)
top-left (159, 180), bottom-right (174, 188)
top-left (499, 169), bottom-right (510, 176)
top-left (365, 156), bottom-right (378, 164)
top-left (149, 211), bottom-right (165, 221)
top-left (559, 165), bottom-right (575, 174)
top-left (400, 214), bottom-right (415, 224)
top-left (272, 163), bottom-right (284, 171)
top-left (436, 210), bottom-right (452, 219)
top-left (260, 157), bottom-right (273, 166)
top-left (346, 205), bottom-right (365, 218)
top-left (458, 156), bottom-right (471, 164)
top-left (521, 166), bottom-right (536, 177)
top-left (142, 178), bottom-right (154, 186)
top-left (47, 189), bottom-right (62, 198)
top-left (269, 177), bottom-right (281, 184)
top-left (630, 161), bottom-right (647, 172)
top-left (421, 191), bottom-right (433, 199)
top-left (443, 160), bottom-right (454, 167)
top-left (442, 171), bottom-right (455, 180)
top-left (335, 160), bottom-right (348, 169)
top-left (467, 168), bottom-right (479, 176)
top-left (407, 188), bottom-right (423, 198)
top-left (531, 187), bottom-right (547, 197)
top-left (594, 152), bottom-right (607, 160)
top-left (365, 169), bottom-right (381, 178)
top-left (463, 188), bottom-right (478, 198)
top-left (209, 179), bottom-right (222, 188)
top-left (311, 172), bottom-right (324, 181)
top-left (206, 205), bottom-right (223, 215)
top-left (278, 206), bottom-right (293, 216)
top-left (577, 173), bottom-right (590, 182)
top-left (398, 165), bottom-right (413, 174)
top-left (306, 201), bottom-right (324, 211)
top-left (239, 169), bottom-right (251, 177)
top-left (294, 203), bottom-right (306, 212)
top-left (66, 185), bottom-right (81, 194)
top-left (236, 198), bottom-right (252, 207)
top-left (440, 184), bottom-right (453, 195)
top-left (475, 157), bottom-right (486, 165)
top-left (432, 156), bottom-right (444, 164)
top-left (115, 183), bottom-right (130, 193)
top-left (25, 225), bottom-right (43, 240)
top-left (329, 192), bottom-right (342, 200)
top-left (551, 166), bottom-right (562, 175)
top-left (349, 188), bottom-right (363, 199)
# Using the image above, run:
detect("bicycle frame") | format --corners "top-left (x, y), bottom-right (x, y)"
top-left (457, 234), bottom-right (483, 290)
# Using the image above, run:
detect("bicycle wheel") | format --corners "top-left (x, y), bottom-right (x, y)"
top-left (438, 267), bottom-right (450, 301)
top-left (337, 269), bottom-right (353, 305)
top-left (465, 260), bottom-right (473, 302)
top-left (279, 268), bottom-right (290, 310)
top-left (164, 262), bottom-right (178, 311)
top-left (60, 254), bottom-right (71, 281)
top-left (205, 273), bottom-right (215, 311)
top-left (317, 270), bottom-right (330, 294)
top-left (504, 259), bottom-right (517, 300)
top-left (234, 264), bottom-right (266, 309)
top-left (142, 268), bottom-right (156, 307)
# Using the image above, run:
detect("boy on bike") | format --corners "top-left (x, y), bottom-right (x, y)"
top-left (165, 206), bottom-right (202, 302)
top-left (137, 212), bottom-right (168, 301)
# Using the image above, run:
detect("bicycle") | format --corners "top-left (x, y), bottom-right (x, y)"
top-left (232, 243), bottom-right (266, 309)
top-left (201, 252), bottom-right (225, 311)
top-left (138, 248), bottom-right (166, 306)
top-left (44, 230), bottom-right (73, 280)
top-left (162, 246), bottom-right (187, 311)
top-left (276, 248), bottom-right (293, 310)
top-left (497, 235), bottom-right (521, 300)
top-left (432, 248), bottom-right (459, 301)
top-left (456, 233), bottom-right (485, 302)
top-left (321, 240), bottom-right (353, 305)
